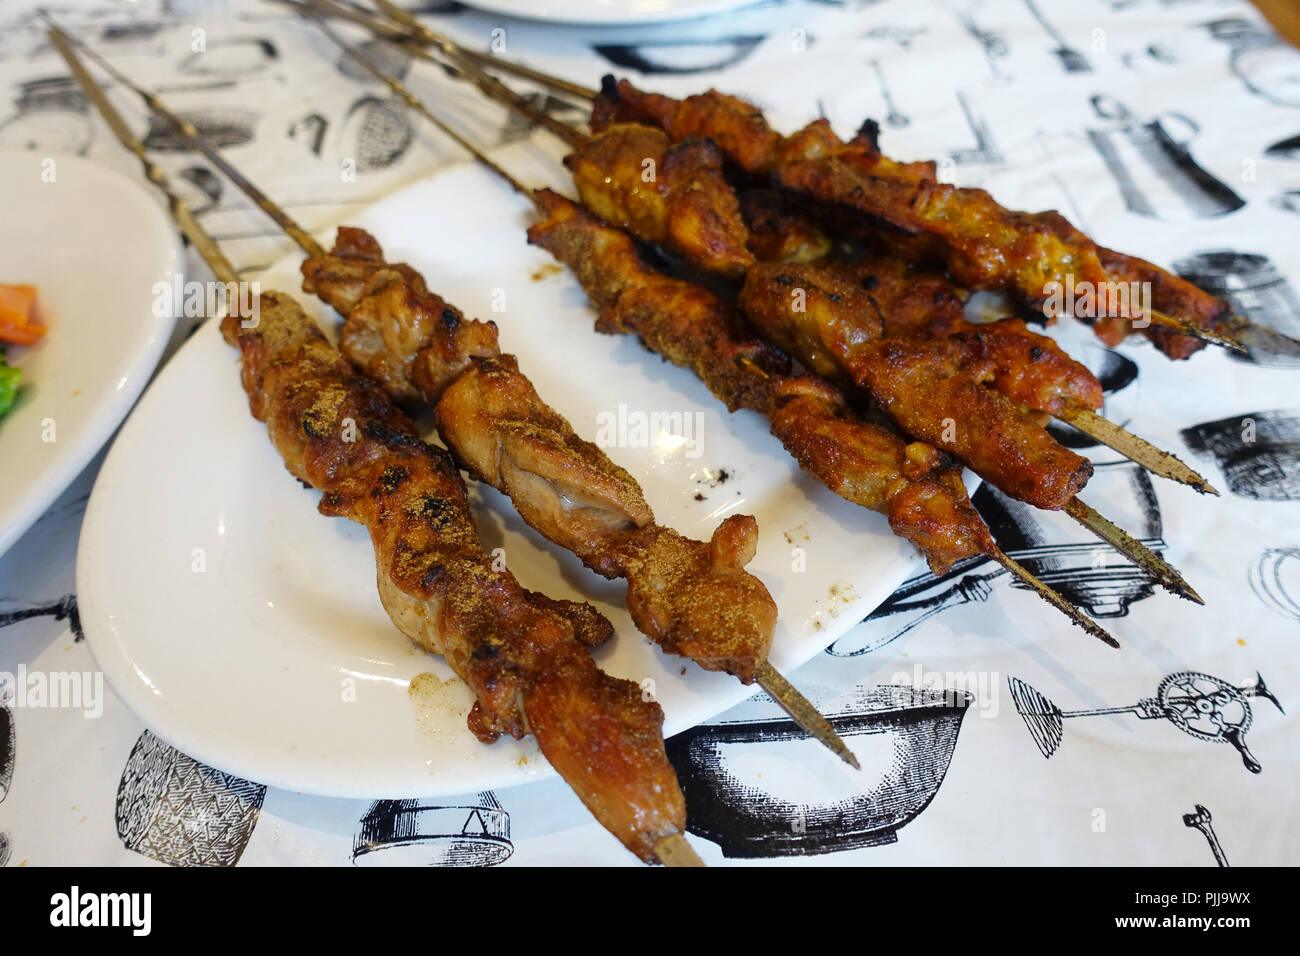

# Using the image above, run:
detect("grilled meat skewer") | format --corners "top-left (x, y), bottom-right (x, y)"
top-left (46, 20), bottom-right (701, 866)
top-left (82, 16), bottom-right (856, 765)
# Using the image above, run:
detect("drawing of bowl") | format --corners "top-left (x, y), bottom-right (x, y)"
top-left (352, 793), bottom-right (512, 867)
top-left (665, 685), bottom-right (971, 857)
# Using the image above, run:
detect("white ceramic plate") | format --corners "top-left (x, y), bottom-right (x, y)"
top-left (457, 0), bottom-right (761, 26)
top-left (77, 147), bottom-right (919, 798)
top-left (0, 151), bottom-right (180, 559)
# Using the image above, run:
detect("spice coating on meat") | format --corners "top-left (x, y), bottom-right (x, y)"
top-left (302, 229), bottom-right (779, 682)
top-left (595, 78), bottom-right (1236, 360)
top-left (219, 290), bottom-right (684, 861)
top-left (527, 187), bottom-right (992, 573)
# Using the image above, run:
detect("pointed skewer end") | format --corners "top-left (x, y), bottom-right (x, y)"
top-left (755, 660), bottom-right (860, 769)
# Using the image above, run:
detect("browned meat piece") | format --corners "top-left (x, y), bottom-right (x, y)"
top-left (302, 229), bottom-right (780, 683)
top-left (739, 189), bottom-right (832, 264)
top-left (740, 262), bottom-right (1093, 509)
top-left (831, 257), bottom-right (1104, 415)
top-left (528, 187), bottom-right (993, 574)
top-left (219, 289), bottom-right (683, 862)
top-left (565, 123), bottom-right (754, 278)
top-left (596, 78), bottom-right (1238, 359)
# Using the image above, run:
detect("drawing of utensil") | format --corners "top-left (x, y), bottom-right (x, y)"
top-left (1206, 18), bottom-right (1300, 109)
top-left (1009, 671), bottom-right (1283, 773)
top-left (1183, 805), bottom-right (1229, 867)
top-left (1175, 252), bottom-right (1300, 369)
top-left (1182, 408), bottom-right (1300, 500)
top-left (870, 59), bottom-right (910, 128)
top-left (1023, 0), bottom-right (1091, 73)
top-left (1088, 95), bottom-right (1244, 220)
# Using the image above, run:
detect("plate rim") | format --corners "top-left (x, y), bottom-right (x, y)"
top-left (76, 155), bottom-right (919, 798)
top-left (0, 149), bottom-right (181, 559)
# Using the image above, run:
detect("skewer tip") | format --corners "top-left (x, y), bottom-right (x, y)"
top-left (755, 660), bottom-right (861, 769)
top-left (654, 833), bottom-right (706, 867)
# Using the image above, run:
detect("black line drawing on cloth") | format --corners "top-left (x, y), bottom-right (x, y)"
top-left (1087, 95), bottom-right (1244, 220)
top-left (952, 6), bottom-right (1012, 84)
top-left (861, 24), bottom-right (927, 50)
top-left (289, 112), bottom-right (328, 157)
top-left (336, 36), bottom-right (410, 83)
top-left (1271, 189), bottom-right (1300, 217)
top-left (143, 109), bottom-right (258, 152)
top-left (0, 697), bottom-right (12, 802)
top-left (1009, 671), bottom-right (1283, 774)
top-left (179, 37), bottom-right (278, 78)
top-left (0, 595), bottom-right (83, 643)
top-left (0, 832), bottom-right (8, 866)
top-left (1022, 0), bottom-right (1091, 73)
top-left (116, 731), bottom-right (266, 867)
top-left (0, 77), bottom-right (93, 155)
top-left (1205, 18), bottom-right (1300, 109)
top-left (947, 91), bottom-right (1003, 165)
top-left (1266, 132), bottom-right (1300, 159)
top-left (869, 59), bottom-right (909, 128)
top-left (1175, 252), bottom-right (1300, 369)
top-left (499, 92), bottom-right (587, 147)
top-left (1184, 805), bottom-right (1229, 867)
top-left (178, 166), bottom-right (223, 215)
top-left (1248, 546), bottom-right (1300, 623)
top-left (828, 460), bottom-right (1165, 656)
top-left (1121, 44), bottom-right (1177, 71)
top-left (592, 37), bottom-right (766, 76)
top-left (665, 685), bottom-right (970, 857)
top-left (353, 793), bottom-right (512, 866)
top-left (1181, 408), bottom-right (1300, 501)
top-left (340, 95), bottom-right (414, 172)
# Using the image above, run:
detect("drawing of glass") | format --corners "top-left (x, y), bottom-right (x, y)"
top-left (352, 793), bottom-right (513, 866)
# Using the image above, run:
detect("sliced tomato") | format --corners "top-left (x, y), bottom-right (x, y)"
top-left (0, 283), bottom-right (45, 346)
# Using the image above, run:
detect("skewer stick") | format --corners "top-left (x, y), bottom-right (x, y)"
top-left (1144, 308), bottom-right (1249, 355)
top-left (281, 0), bottom-right (599, 100)
top-left (302, 8), bottom-right (863, 765)
top-left (1057, 408), bottom-right (1218, 496)
top-left (50, 23), bottom-right (326, 260)
top-left (367, 0), bottom-right (599, 101)
top-left (1063, 497), bottom-right (1203, 604)
top-left (54, 21), bottom-right (710, 868)
top-left (655, 833), bottom-right (706, 867)
top-left (44, 22), bottom-right (241, 288)
top-left (315, 12), bottom-right (1125, 650)
top-left (985, 548), bottom-right (1119, 648)
top-left (755, 661), bottom-right (859, 769)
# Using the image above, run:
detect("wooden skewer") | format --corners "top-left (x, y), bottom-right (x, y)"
top-left (359, 12), bottom-right (1285, 360)
top-left (313, 23), bottom-right (1132, 647)
top-left (281, 0), bottom-right (599, 100)
top-left (1062, 498), bottom-right (1203, 605)
top-left (89, 8), bottom-right (856, 767)
top-left (1057, 408), bottom-right (1218, 496)
top-left (386, 45), bottom-right (1216, 500)
top-left (45, 24), bottom-right (241, 288)
top-left (655, 833), bottom-right (706, 867)
top-left (51, 19), bottom-right (709, 868)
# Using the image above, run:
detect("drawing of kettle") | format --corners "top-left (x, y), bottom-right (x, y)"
top-left (1206, 18), bottom-right (1300, 109)
top-left (1087, 95), bottom-right (1244, 220)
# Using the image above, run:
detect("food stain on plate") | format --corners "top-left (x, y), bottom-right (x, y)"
top-left (408, 671), bottom-right (468, 751)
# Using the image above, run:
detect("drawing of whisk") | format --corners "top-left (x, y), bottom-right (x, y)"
top-left (1008, 671), bottom-right (1283, 773)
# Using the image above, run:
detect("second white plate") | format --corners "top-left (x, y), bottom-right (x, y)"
top-left (77, 153), bottom-right (918, 798)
